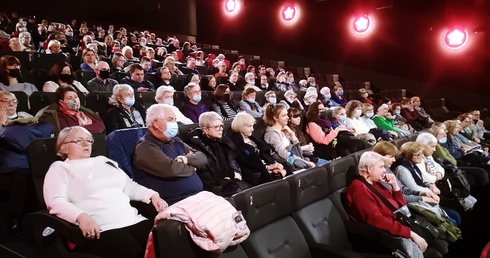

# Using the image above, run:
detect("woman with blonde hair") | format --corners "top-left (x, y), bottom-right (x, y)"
top-left (229, 112), bottom-right (286, 185)
top-left (263, 103), bottom-right (315, 169)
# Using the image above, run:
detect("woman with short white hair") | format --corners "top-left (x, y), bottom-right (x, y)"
top-left (104, 84), bottom-right (146, 134)
top-left (155, 85), bottom-right (193, 124)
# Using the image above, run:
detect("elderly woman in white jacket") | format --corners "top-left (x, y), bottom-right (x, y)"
top-left (43, 126), bottom-right (167, 258)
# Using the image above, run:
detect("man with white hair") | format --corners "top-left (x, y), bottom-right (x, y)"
top-left (155, 86), bottom-right (193, 124)
top-left (132, 103), bottom-right (206, 204)
top-left (319, 86), bottom-right (333, 109)
top-left (87, 61), bottom-right (119, 92)
top-left (243, 72), bottom-right (261, 91)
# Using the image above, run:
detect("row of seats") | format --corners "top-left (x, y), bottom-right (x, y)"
top-left (24, 129), bottom-right (420, 257)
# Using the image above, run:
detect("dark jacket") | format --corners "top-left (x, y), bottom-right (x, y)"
top-left (104, 103), bottom-right (146, 134)
top-left (185, 128), bottom-right (247, 196)
top-left (228, 132), bottom-right (277, 185)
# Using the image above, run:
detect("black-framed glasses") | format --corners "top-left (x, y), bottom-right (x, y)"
top-left (65, 138), bottom-right (94, 145)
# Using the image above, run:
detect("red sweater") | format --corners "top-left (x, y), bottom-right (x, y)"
top-left (345, 179), bottom-right (411, 238)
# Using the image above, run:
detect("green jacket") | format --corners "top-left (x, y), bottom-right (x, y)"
top-left (408, 203), bottom-right (462, 242)
top-left (433, 144), bottom-right (458, 166)
top-left (372, 115), bottom-right (401, 135)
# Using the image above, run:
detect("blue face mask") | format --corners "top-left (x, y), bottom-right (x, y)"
top-left (247, 97), bottom-right (255, 103)
top-left (323, 93), bottom-right (331, 99)
top-left (355, 109), bottom-right (362, 118)
top-left (161, 122), bottom-right (178, 139)
top-left (269, 97), bottom-right (277, 105)
top-left (366, 112), bottom-right (374, 118)
top-left (163, 98), bottom-right (174, 106)
top-left (395, 110), bottom-right (401, 115)
top-left (192, 94), bottom-right (202, 103)
top-left (339, 115), bottom-right (347, 123)
top-left (337, 91), bottom-right (343, 96)
top-left (124, 97), bottom-right (135, 107)
top-left (438, 137), bottom-right (447, 144)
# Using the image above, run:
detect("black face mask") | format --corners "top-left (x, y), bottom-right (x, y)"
top-left (59, 39), bottom-right (66, 44)
top-left (99, 70), bottom-right (110, 79)
top-left (59, 74), bottom-right (71, 83)
top-left (223, 93), bottom-right (232, 102)
top-left (8, 69), bottom-right (21, 78)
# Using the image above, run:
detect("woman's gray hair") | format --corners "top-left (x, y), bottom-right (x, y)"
top-left (415, 132), bottom-right (438, 146)
top-left (109, 84), bottom-right (133, 105)
top-left (357, 151), bottom-right (384, 176)
top-left (56, 126), bottom-right (92, 159)
top-left (145, 103), bottom-right (173, 126)
top-left (199, 111), bottom-right (223, 129)
top-left (264, 90), bottom-right (276, 99)
top-left (183, 83), bottom-right (199, 96)
top-left (155, 86), bottom-right (175, 102)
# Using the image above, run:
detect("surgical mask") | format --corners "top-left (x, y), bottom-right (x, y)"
top-left (65, 32), bottom-right (73, 37)
top-left (355, 109), bottom-right (362, 118)
top-left (289, 78), bottom-right (295, 83)
top-left (395, 110), bottom-right (401, 115)
top-left (269, 72), bottom-right (275, 77)
top-left (438, 137), bottom-right (447, 144)
top-left (163, 98), bottom-right (174, 106)
top-left (161, 122), bottom-right (178, 139)
top-left (124, 97), bottom-right (135, 106)
top-left (8, 69), bottom-right (21, 78)
top-left (18, 27), bottom-right (26, 32)
top-left (65, 98), bottom-right (80, 111)
top-left (59, 74), bottom-right (71, 82)
top-left (362, 93), bottom-right (369, 98)
top-left (140, 42), bottom-right (146, 46)
top-left (247, 80), bottom-right (254, 85)
top-left (247, 97), bottom-right (255, 103)
top-left (366, 112), bottom-right (374, 118)
top-left (192, 94), bottom-right (202, 103)
top-left (323, 93), bottom-right (331, 99)
top-left (269, 97), bottom-right (277, 105)
top-left (339, 115), bottom-right (347, 123)
top-left (336, 91), bottom-right (343, 96)
top-left (99, 70), bottom-right (110, 79)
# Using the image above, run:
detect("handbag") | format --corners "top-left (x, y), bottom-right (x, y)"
top-left (358, 178), bottom-right (439, 245)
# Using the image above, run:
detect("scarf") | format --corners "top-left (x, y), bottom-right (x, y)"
top-left (58, 104), bottom-right (92, 126)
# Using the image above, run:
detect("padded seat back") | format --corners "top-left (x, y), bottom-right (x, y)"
top-left (11, 91), bottom-right (29, 113)
top-left (29, 68), bottom-right (50, 91)
top-left (32, 53), bottom-right (67, 70)
top-left (135, 92), bottom-right (157, 109)
top-left (324, 155), bottom-right (357, 193)
top-left (392, 136), bottom-right (409, 149)
top-left (29, 91), bottom-right (56, 116)
top-left (85, 92), bottom-right (111, 119)
top-left (105, 128), bottom-right (147, 178)
top-left (233, 179), bottom-right (311, 258)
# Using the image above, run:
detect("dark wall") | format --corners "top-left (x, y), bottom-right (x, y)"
top-left (196, 0), bottom-right (490, 109)
top-left (3, 0), bottom-right (197, 36)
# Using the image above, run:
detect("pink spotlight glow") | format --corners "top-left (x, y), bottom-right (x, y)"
top-left (444, 28), bottom-right (469, 50)
top-left (353, 15), bottom-right (372, 34)
top-left (225, 0), bottom-right (236, 12)
top-left (282, 4), bottom-right (297, 22)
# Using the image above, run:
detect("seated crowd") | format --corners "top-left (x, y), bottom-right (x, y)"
top-left (1, 11), bottom-right (490, 258)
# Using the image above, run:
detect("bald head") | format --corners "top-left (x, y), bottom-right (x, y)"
top-left (95, 61), bottom-right (111, 80)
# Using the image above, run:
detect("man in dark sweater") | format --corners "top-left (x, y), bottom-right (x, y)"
top-left (120, 64), bottom-right (155, 92)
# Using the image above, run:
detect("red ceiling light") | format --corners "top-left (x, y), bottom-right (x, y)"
top-left (353, 15), bottom-right (372, 34)
top-left (282, 4), bottom-right (297, 22)
top-left (225, 0), bottom-right (237, 12)
top-left (444, 28), bottom-right (469, 50)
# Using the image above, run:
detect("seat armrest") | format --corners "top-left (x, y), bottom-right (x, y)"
top-left (345, 220), bottom-right (405, 254)
top-left (24, 210), bottom-right (87, 245)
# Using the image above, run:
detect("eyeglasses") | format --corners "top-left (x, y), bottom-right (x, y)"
top-left (208, 124), bottom-right (224, 130)
top-left (65, 138), bottom-right (94, 145)
top-left (0, 99), bottom-right (18, 104)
